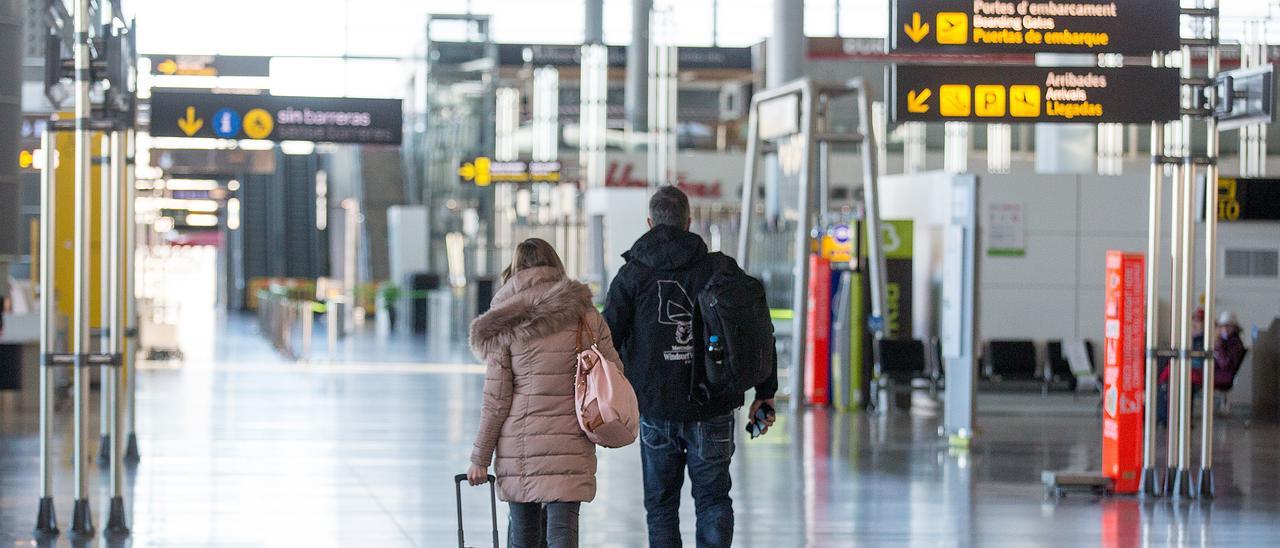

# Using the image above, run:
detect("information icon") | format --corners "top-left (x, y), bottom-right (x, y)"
top-left (212, 108), bottom-right (241, 138)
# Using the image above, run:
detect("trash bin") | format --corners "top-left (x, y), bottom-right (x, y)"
top-left (410, 273), bottom-right (442, 334)
top-left (473, 277), bottom-right (496, 317)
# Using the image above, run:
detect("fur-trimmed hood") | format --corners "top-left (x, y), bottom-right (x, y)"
top-left (469, 266), bottom-right (595, 359)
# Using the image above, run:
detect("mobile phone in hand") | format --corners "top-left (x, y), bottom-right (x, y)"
top-left (746, 402), bottom-right (775, 439)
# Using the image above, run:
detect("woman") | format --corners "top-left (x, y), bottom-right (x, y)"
top-left (467, 238), bottom-right (622, 548)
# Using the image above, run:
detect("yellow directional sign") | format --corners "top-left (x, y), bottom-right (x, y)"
top-left (1010, 85), bottom-right (1041, 117)
top-left (939, 85), bottom-right (971, 117)
top-left (18, 149), bottom-right (33, 169)
top-left (892, 65), bottom-right (1179, 124)
top-left (177, 106), bottom-right (204, 136)
top-left (906, 89), bottom-right (931, 113)
top-left (935, 12), bottom-right (968, 45)
top-left (156, 58), bottom-right (178, 75)
top-left (974, 85), bottom-right (1006, 117)
top-left (242, 108), bottom-right (274, 140)
top-left (903, 12), bottom-right (929, 43)
top-left (458, 156), bottom-right (493, 186)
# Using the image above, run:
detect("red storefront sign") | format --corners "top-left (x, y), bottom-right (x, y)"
top-left (1103, 251), bottom-right (1146, 493)
top-left (604, 161), bottom-right (724, 198)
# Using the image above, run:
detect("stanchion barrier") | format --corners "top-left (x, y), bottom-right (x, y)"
top-left (125, 129), bottom-right (140, 465)
top-left (98, 135), bottom-right (112, 468)
top-left (34, 120), bottom-right (58, 539)
top-left (105, 130), bottom-right (130, 536)
top-left (1198, 4), bottom-right (1222, 498)
top-left (70, 0), bottom-right (95, 535)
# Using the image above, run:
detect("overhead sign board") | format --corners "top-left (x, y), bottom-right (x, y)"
top-left (146, 54), bottom-right (271, 77)
top-left (1217, 178), bottom-right (1280, 222)
top-left (458, 157), bottom-right (562, 186)
top-left (890, 65), bottom-right (1179, 124)
top-left (150, 90), bottom-right (402, 144)
top-left (1214, 64), bottom-right (1276, 130)
top-left (891, 0), bottom-right (1180, 55)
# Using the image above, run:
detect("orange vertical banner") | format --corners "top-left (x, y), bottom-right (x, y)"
top-left (1103, 251), bottom-right (1146, 493)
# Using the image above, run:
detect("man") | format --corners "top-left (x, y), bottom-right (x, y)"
top-left (603, 186), bottom-right (777, 548)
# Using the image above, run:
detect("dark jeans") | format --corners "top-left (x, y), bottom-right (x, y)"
top-left (640, 414), bottom-right (735, 548)
top-left (508, 501), bottom-right (580, 548)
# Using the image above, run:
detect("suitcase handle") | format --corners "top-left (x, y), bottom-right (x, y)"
top-left (454, 473), bottom-right (499, 548)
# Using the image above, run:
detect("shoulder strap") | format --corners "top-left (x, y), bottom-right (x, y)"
top-left (576, 316), bottom-right (597, 352)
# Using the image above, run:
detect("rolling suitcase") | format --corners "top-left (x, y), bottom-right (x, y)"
top-left (454, 473), bottom-right (499, 548)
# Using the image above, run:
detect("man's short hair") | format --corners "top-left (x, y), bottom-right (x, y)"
top-left (649, 185), bottom-right (691, 228)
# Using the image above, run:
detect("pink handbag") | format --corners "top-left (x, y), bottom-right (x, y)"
top-left (575, 318), bottom-right (640, 448)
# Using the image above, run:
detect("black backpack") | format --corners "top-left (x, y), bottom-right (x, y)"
top-left (696, 255), bottom-right (776, 398)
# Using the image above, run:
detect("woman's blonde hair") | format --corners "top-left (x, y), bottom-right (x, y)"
top-left (501, 238), bottom-right (565, 283)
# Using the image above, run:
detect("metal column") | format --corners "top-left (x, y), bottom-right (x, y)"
top-left (786, 87), bottom-right (815, 415)
top-left (1139, 52), bottom-right (1166, 496)
top-left (34, 121), bottom-right (58, 539)
top-left (583, 0), bottom-right (603, 44)
top-left (105, 130), bottom-right (130, 536)
top-left (70, 0), bottom-right (95, 536)
top-left (1197, 0), bottom-right (1222, 498)
top-left (98, 136), bottom-right (112, 466)
top-left (625, 0), bottom-right (651, 134)
top-left (125, 128), bottom-right (140, 463)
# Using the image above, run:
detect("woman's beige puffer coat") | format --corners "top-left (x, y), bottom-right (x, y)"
top-left (469, 266), bottom-right (623, 503)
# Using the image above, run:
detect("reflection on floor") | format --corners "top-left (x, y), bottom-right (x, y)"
top-left (2, 253), bottom-right (1280, 545)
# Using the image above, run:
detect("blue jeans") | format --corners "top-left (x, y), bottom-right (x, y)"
top-left (640, 414), bottom-right (735, 548)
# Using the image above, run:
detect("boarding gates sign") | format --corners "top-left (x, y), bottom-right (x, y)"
top-left (891, 0), bottom-right (1180, 55)
top-left (890, 65), bottom-right (1180, 124)
top-left (150, 90), bottom-right (403, 145)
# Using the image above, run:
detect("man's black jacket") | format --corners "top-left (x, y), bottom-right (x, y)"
top-left (603, 224), bottom-right (778, 421)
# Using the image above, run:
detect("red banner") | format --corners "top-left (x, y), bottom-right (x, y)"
top-left (805, 256), bottom-right (832, 405)
top-left (1103, 251), bottom-right (1146, 493)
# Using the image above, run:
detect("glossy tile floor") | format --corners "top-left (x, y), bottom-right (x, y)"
top-left (3, 250), bottom-right (1280, 546)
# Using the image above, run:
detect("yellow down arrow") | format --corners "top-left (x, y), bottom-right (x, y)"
top-left (177, 106), bottom-right (204, 136)
top-left (907, 89), bottom-right (931, 113)
top-left (458, 156), bottom-right (492, 186)
top-left (904, 12), bottom-right (930, 43)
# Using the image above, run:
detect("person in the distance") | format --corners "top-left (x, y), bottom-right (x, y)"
top-left (467, 238), bottom-right (622, 548)
top-left (603, 186), bottom-right (777, 548)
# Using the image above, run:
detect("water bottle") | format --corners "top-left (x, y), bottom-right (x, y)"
top-left (707, 335), bottom-right (724, 365)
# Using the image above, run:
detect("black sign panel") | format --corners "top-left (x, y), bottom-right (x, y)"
top-left (890, 64), bottom-right (1179, 124)
top-left (146, 55), bottom-right (271, 77)
top-left (150, 90), bottom-right (402, 145)
top-left (1218, 178), bottom-right (1280, 222)
top-left (891, 0), bottom-right (1180, 55)
top-left (459, 43), bottom-right (753, 70)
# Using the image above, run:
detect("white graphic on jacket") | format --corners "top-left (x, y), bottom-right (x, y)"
top-left (656, 280), bottom-right (695, 363)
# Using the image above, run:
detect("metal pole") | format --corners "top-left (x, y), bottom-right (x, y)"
top-left (1174, 158), bottom-right (1196, 498)
top-left (105, 130), bottom-right (129, 536)
top-left (98, 135), bottom-right (111, 466)
top-left (737, 100), bottom-right (760, 266)
top-left (125, 129), bottom-right (140, 463)
top-left (625, 0), bottom-right (652, 134)
top-left (1198, 1), bottom-right (1221, 498)
top-left (70, 0), bottom-right (95, 536)
top-left (1165, 160), bottom-right (1184, 494)
top-left (34, 121), bottom-right (58, 538)
top-left (1140, 66), bottom-right (1166, 495)
top-left (788, 84), bottom-right (815, 414)
top-left (857, 80), bottom-right (889, 408)
top-left (584, 0), bottom-right (603, 43)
